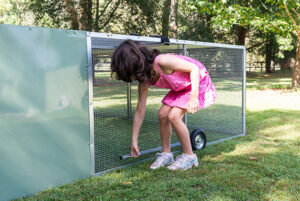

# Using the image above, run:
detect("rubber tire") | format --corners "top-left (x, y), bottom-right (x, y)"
top-left (190, 129), bottom-right (207, 150)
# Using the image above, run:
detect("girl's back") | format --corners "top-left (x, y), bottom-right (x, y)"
top-left (152, 54), bottom-right (216, 109)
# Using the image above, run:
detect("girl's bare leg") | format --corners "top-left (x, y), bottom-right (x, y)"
top-left (158, 104), bottom-right (172, 153)
top-left (168, 107), bottom-right (193, 156)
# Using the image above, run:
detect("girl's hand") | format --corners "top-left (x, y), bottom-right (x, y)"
top-left (131, 141), bottom-right (140, 158)
top-left (187, 97), bottom-right (199, 114)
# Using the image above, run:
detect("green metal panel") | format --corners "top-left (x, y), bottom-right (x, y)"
top-left (0, 24), bottom-right (90, 201)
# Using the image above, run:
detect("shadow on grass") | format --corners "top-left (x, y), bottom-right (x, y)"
top-left (197, 109), bottom-right (300, 157)
top-left (20, 109), bottom-right (300, 200)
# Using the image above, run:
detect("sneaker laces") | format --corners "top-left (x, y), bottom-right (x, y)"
top-left (152, 153), bottom-right (169, 166)
top-left (170, 154), bottom-right (185, 167)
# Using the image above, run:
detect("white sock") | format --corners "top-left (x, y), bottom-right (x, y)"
top-left (183, 153), bottom-right (195, 158)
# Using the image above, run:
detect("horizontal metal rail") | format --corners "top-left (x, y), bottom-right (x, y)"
top-left (120, 142), bottom-right (181, 160)
top-left (89, 32), bottom-right (245, 49)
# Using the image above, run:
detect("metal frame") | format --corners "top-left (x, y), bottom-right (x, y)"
top-left (127, 83), bottom-right (132, 120)
top-left (87, 33), bottom-right (96, 176)
top-left (242, 47), bottom-right (247, 136)
top-left (89, 32), bottom-right (245, 50)
top-left (88, 31), bottom-right (246, 176)
top-left (94, 149), bottom-right (184, 177)
top-left (183, 44), bottom-right (188, 125)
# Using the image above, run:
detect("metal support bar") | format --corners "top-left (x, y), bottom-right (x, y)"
top-left (95, 149), bottom-right (183, 177)
top-left (183, 44), bottom-right (188, 125)
top-left (87, 33), bottom-right (96, 176)
top-left (242, 47), bottom-right (247, 136)
top-left (89, 32), bottom-right (245, 49)
top-left (127, 82), bottom-right (132, 120)
top-left (120, 142), bottom-right (182, 160)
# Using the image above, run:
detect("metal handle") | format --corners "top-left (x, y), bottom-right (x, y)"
top-left (120, 142), bottom-right (181, 160)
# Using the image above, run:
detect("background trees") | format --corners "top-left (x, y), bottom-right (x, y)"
top-left (0, 0), bottom-right (299, 88)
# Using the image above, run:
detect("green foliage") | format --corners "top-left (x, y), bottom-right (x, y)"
top-left (0, 0), bottom-right (34, 25)
top-left (1, 0), bottom-right (299, 73)
top-left (187, 0), bottom-right (298, 69)
top-left (26, 0), bottom-right (70, 28)
top-left (273, 33), bottom-right (297, 65)
top-left (189, 0), bottom-right (293, 35)
top-left (108, 0), bottom-right (163, 36)
top-left (177, 1), bottom-right (214, 41)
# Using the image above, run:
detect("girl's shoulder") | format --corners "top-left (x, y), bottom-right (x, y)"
top-left (155, 54), bottom-right (193, 70)
top-left (155, 53), bottom-right (182, 63)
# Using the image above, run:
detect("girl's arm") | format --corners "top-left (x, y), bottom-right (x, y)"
top-left (131, 82), bottom-right (149, 157)
top-left (157, 55), bottom-right (200, 114)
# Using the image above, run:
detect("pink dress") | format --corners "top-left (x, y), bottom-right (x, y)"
top-left (151, 54), bottom-right (217, 109)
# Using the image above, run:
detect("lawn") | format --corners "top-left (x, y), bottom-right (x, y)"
top-left (18, 71), bottom-right (300, 201)
top-left (93, 73), bottom-right (243, 172)
top-left (247, 70), bottom-right (293, 90)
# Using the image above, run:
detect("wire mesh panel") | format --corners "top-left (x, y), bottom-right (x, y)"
top-left (184, 46), bottom-right (244, 143)
top-left (89, 33), bottom-right (245, 174)
top-left (91, 38), bottom-right (184, 173)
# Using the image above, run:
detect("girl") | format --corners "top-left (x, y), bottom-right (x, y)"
top-left (111, 40), bottom-right (216, 171)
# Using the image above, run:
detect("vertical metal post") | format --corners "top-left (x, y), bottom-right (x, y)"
top-left (242, 46), bottom-right (247, 136)
top-left (183, 44), bottom-right (188, 125)
top-left (127, 82), bottom-right (132, 120)
top-left (87, 33), bottom-right (96, 176)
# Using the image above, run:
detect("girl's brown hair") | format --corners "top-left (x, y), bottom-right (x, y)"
top-left (110, 39), bottom-right (160, 83)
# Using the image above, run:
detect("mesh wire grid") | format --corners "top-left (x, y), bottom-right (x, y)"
top-left (90, 37), bottom-right (244, 173)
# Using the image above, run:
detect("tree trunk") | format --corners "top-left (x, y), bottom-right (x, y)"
top-left (265, 36), bottom-right (273, 73)
top-left (169, 0), bottom-right (178, 38)
top-left (79, 0), bottom-right (93, 31)
top-left (283, 3), bottom-right (300, 89)
top-left (292, 42), bottom-right (300, 88)
top-left (94, 0), bottom-right (114, 31)
top-left (94, 0), bottom-right (100, 31)
top-left (235, 0), bottom-right (248, 45)
top-left (99, 0), bottom-right (121, 30)
top-left (282, 57), bottom-right (292, 69)
top-left (64, 0), bottom-right (79, 30)
top-left (236, 26), bottom-right (247, 45)
top-left (162, 0), bottom-right (171, 37)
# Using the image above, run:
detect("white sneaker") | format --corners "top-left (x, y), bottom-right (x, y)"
top-left (167, 153), bottom-right (199, 171)
top-left (150, 152), bottom-right (174, 170)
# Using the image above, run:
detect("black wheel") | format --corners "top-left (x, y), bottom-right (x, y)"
top-left (190, 129), bottom-right (206, 150)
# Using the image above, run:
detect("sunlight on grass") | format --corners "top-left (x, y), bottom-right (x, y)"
top-left (246, 71), bottom-right (293, 90)
top-left (264, 178), bottom-right (300, 201)
top-left (247, 91), bottom-right (300, 111)
top-left (19, 71), bottom-right (300, 201)
top-left (261, 124), bottom-right (299, 139)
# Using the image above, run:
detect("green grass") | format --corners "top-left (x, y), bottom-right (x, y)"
top-left (17, 72), bottom-right (300, 201)
top-left (92, 75), bottom-right (244, 172)
top-left (246, 70), bottom-right (294, 90)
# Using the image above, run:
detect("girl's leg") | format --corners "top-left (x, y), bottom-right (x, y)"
top-left (158, 104), bottom-right (172, 153)
top-left (168, 107), bottom-right (193, 156)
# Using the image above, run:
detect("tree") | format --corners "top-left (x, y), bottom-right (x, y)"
top-left (170, 0), bottom-right (179, 38)
top-left (261, 0), bottom-right (300, 87)
top-left (0, 0), bottom-right (34, 25)
top-left (26, 0), bottom-right (122, 31)
top-left (177, 1), bottom-right (214, 41)
top-left (161, 0), bottom-right (179, 37)
top-left (120, 0), bottom-right (160, 35)
top-left (64, 0), bottom-right (79, 29)
top-left (283, 1), bottom-right (300, 89)
top-left (188, 0), bottom-right (296, 74)
top-left (162, 0), bottom-right (171, 37)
